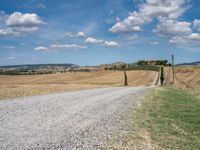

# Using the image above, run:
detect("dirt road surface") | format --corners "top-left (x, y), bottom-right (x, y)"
top-left (0, 87), bottom-right (150, 149)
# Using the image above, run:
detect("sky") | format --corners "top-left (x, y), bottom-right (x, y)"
top-left (0, 0), bottom-right (200, 66)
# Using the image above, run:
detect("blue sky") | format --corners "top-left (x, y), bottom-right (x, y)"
top-left (0, 0), bottom-right (200, 66)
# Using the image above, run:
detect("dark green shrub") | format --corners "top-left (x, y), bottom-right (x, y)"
top-left (160, 66), bottom-right (165, 85)
top-left (124, 71), bottom-right (128, 86)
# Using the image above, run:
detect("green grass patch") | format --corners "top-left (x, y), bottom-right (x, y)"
top-left (132, 87), bottom-right (200, 150)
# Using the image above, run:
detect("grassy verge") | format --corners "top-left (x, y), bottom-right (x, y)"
top-left (132, 87), bottom-right (200, 150)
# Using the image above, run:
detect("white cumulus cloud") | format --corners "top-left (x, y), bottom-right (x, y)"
top-left (0, 28), bottom-right (20, 37)
top-left (189, 33), bottom-right (200, 40)
top-left (50, 44), bottom-right (87, 49)
top-left (109, 0), bottom-right (187, 33)
top-left (193, 19), bottom-right (200, 32)
top-left (169, 33), bottom-right (200, 44)
top-left (154, 18), bottom-right (192, 37)
top-left (34, 46), bottom-right (49, 51)
top-left (85, 37), bottom-right (104, 44)
top-left (14, 26), bottom-right (39, 33)
top-left (0, 11), bottom-right (44, 37)
top-left (66, 31), bottom-right (86, 38)
top-left (5, 12), bottom-right (44, 27)
top-left (104, 41), bottom-right (120, 47)
top-left (109, 0), bottom-right (200, 45)
top-left (150, 41), bottom-right (159, 45)
top-left (76, 32), bottom-right (86, 37)
top-left (35, 44), bottom-right (87, 51)
top-left (4, 45), bottom-right (15, 49)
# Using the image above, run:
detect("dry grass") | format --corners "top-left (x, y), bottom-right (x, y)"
top-left (109, 87), bottom-right (200, 150)
top-left (0, 70), bottom-right (157, 100)
top-left (129, 87), bottom-right (200, 150)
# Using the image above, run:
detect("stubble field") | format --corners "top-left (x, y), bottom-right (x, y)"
top-left (0, 70), bottom-right (158, 100)
top-left (165, 66), bottom-right (200, 88)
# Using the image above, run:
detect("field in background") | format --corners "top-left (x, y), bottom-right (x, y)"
top-left (0, 70), bottom-right (158, 100)
top-left (165, 66), bottom-right (200, 88)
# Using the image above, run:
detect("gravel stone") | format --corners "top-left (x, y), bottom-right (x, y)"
top-left (0, 87), bottom-right (149, 150)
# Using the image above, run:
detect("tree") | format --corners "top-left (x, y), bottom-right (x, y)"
top-left (104, 67), bottom-right (108, 70)
top-left (124, 71), bottom-right (128, 86)
top-left (113, 65), bottom-right (117, 70)
top-left (121, 64), bottom-right (127, 70)
top-left (160, 66), bottom-right (165, 85)
top-left (137, 60), bottom-right (148, 65)
top-left (163, 60), bottom-right (168, 65)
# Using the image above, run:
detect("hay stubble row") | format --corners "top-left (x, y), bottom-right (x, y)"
top-left (165, 66), bottom-right (200, 88)
top-left (0, 70), bottom-right (157, 100)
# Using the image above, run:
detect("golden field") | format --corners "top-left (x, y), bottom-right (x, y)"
top-left (0, 70), bottom-right (157, 100)
top-left (165, 66), bottom-right (200, 88)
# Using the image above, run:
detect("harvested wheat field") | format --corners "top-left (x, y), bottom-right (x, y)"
top-left (0, 70), bottom-right (157, 100)
top-left (165, 66), bottom-right (200, 88)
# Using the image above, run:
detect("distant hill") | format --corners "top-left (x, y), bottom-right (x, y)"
top-left (0, 63), bottom-right (79, 70)
top-left (0, 63), bottom-right (79, 75)
top-left (176, 61), bottom-right (200, 66)
top-left (101, 62), bottom-right (127, 68)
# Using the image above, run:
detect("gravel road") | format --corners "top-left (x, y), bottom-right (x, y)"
top-left (0, 87), bottom-right (150, 150)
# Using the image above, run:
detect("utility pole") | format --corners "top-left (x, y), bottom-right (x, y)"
top-left (172, 54), bottom-right (175, 84)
